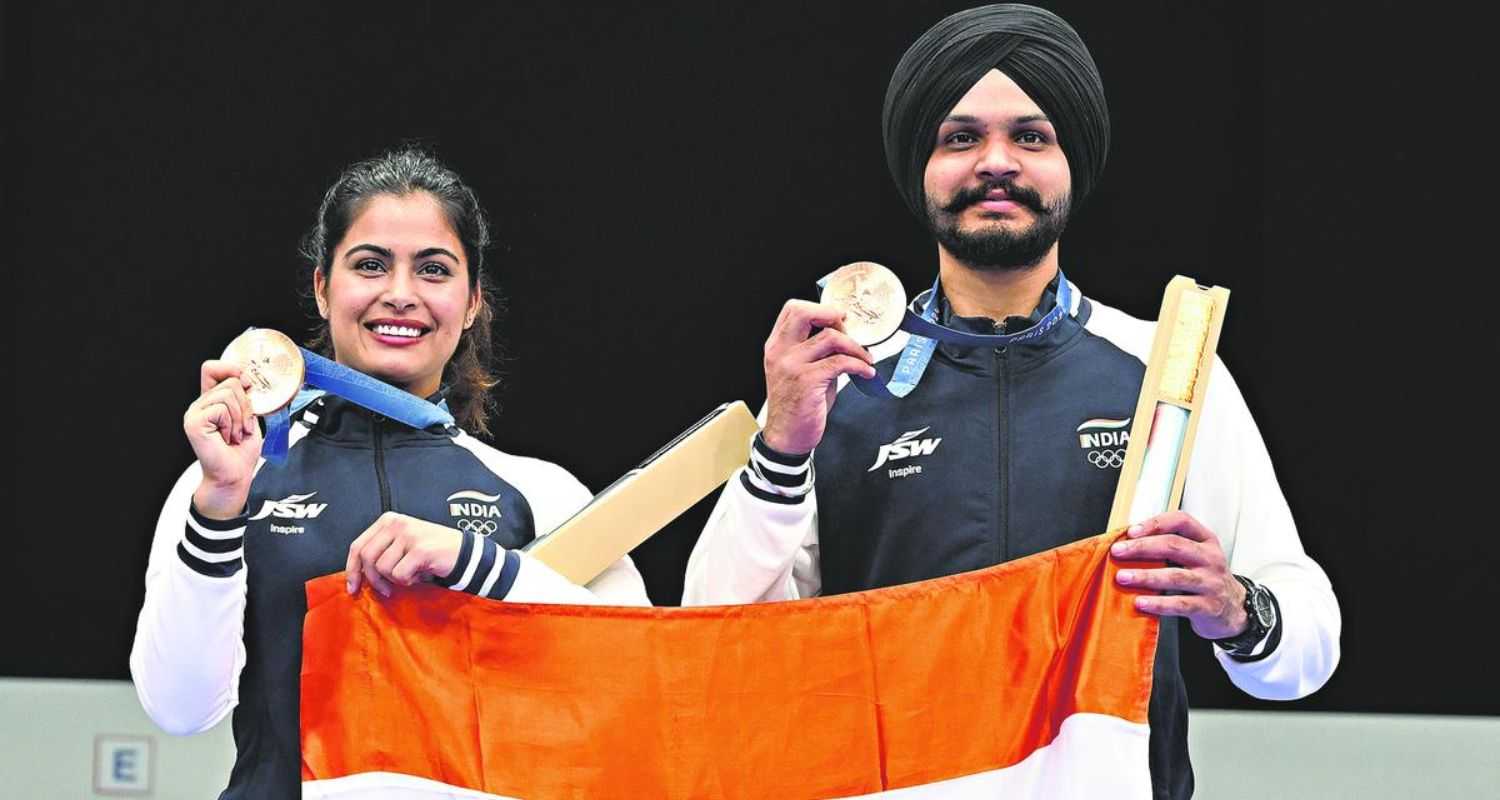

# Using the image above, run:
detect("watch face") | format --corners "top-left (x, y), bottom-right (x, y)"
top-left (1251, 588), bottom-right (1276, 627)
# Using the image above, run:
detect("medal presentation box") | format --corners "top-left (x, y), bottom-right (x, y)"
top-left (1108, 276), bottom-right (1230, 529)
top-left (525, 401), bottom-right (761, 586)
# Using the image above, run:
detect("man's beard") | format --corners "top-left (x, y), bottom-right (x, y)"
top-left (926, 181), bottom-right (1071, 271)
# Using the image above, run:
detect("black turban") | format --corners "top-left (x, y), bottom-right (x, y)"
top-left (882, 3), bottom-right (1109, 221)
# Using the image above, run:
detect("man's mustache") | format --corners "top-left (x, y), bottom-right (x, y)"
top-left (940, 181), bottom-right (1048, 215)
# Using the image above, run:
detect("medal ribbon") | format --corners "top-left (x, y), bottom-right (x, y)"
top-left (817, 270), bottom-right (1072, 400)
top-left (255, 334), bottom-right (456, 464)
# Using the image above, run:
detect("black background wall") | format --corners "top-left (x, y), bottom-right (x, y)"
top-left (8, 1), bottom-right (1492, 716)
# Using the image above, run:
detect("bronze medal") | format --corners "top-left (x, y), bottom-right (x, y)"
top-left (220, 329), bottom-right (305, 416)
top-left (819, 261), bottom-right (907, 346)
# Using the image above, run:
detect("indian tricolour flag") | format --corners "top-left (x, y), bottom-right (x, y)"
top-left (301, 530), bottom-right (1159, 799)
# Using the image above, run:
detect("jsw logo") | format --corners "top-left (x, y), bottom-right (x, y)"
top-left (249, 492), bottom-right (329, 521)
top-left (868, 427), bottom-right (942, 472)
top-left (447, 490), bottom-right (503, 519)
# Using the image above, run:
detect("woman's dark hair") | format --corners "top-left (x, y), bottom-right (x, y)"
top-left (301, 146), bottom-right (501, 437)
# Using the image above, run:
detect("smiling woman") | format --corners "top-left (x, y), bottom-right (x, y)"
top-left (313, 195), bottom-right (479, 402)
top-left (128, 147), bottom-right (651, 799)
top-left (302, 150), bottom-right (497, 436)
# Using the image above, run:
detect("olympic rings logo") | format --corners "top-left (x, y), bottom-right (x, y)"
top-left (1087, 449), bottom-right (1125, 469)
top-left (456, 519), bottom-right (499, 535)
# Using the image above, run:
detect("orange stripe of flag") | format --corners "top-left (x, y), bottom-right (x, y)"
top-left (301, 530), bottom-right (1159, 798)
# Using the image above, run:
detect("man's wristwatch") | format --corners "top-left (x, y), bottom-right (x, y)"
top-left (1211, 575), bottom-right (1279, 658)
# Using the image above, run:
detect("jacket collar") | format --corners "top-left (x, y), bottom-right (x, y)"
top-left (932, 273), bottom-right (1092, 369)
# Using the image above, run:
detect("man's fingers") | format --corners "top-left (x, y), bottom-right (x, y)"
top-left (817, 355), bottom-right (879, 383)
top-left (1111, 534), bottom-right (1212, 567)
top-left (1131, 593), bottom-right (1210, 618)
top-left (1116, 566), bottom-right (1207, 594)
top-left (798, 328), bottom-right (874, 365)
top-left (769, 300), bottom-right (848, 350)
top-left (1128, 511), bottom-right (1214, 544)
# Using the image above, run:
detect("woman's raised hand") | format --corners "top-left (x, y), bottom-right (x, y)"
top-left (185, 359), bottom-right (263, 519)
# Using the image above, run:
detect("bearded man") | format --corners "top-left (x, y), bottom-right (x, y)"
top-left (684, 5), bottom-right (1339, 798)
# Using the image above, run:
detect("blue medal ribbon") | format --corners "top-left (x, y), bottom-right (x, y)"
top-left (816, 270), bottom-right (1072, 400)
top-left (252, 332), bottom-right (456, 464)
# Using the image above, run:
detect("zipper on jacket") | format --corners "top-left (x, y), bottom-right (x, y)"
top-left (373, 414), bottom-right (393, 512)
top-left (995, 346), bottom-right (1009, 564)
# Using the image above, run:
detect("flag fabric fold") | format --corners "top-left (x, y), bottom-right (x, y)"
top-left (301, 530), bottom-right (1158, 799)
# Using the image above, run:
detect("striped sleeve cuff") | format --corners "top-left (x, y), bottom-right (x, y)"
top-left (177, 503), bottom-right (246, 577)
top-left (741, 432), bottom-right (814, 503)
top-left (435, 532), bottom-right (522, 601)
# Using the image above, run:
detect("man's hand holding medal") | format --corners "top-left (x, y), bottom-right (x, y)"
top-left (760, 262), bottom-right (906, 456)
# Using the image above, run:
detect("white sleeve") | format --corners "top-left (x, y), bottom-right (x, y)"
top-left (682, 425), bottom-right (822, 605)
top-left (505, 551), bottom-right (651, 606)
top-left (1182, 358), bottom-right (1342, 700)
top-left (128, 463), bottom-right (249, 736)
